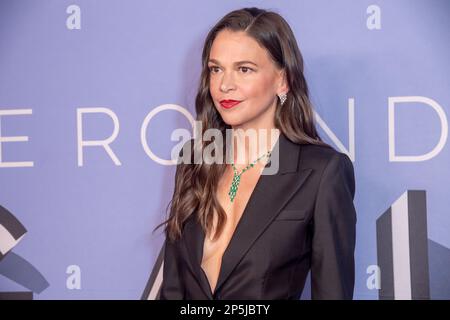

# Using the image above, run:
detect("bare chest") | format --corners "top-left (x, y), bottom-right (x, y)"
top-left (200, 164), bottom-right (264, 292)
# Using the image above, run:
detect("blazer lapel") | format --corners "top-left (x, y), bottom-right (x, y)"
top-left (183, 133), bottom-right (313, 299)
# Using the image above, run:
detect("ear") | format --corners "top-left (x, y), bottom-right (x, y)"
top-left (276, 69), bottom-right (289, 95)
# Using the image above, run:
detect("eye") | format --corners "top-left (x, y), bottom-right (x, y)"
top-left (239, 66), bottom-right (253, 74)
top-left (208, 66), bottom-right (220, 74)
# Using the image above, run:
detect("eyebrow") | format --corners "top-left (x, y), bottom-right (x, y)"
top-left (207, 59), bottom-right (258, 67)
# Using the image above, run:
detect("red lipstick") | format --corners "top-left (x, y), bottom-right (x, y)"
top-left (220, 99), bottom-right (242, 109)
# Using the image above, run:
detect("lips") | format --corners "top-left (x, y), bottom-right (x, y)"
top-left (220, 99), bottom-right (242, 109)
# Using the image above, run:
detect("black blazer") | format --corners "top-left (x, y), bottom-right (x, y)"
top-left (159, 132), bottom-right (356, 300)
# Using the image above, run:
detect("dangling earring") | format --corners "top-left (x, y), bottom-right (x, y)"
top-left (277, 92), bottom-right (287, 106)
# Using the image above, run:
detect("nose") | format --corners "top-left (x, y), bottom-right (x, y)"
top-left (220, 71), bottom-right (236, 92)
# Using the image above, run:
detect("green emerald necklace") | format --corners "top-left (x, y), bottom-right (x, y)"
top-left (228, 150), bottom-right (271, 203)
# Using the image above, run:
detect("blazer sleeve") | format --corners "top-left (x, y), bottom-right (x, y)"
top-left (311, 152), bottom-right (357, 300)
top-left (159, 238), bottom-right (185, 300)
top-left (159, 145), bottom-right (189, 300)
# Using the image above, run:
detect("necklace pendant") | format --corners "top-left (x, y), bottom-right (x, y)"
top-left (228, 150), bottom-right (270, 203)
top-left (228, 174), bottom-right (241, 202)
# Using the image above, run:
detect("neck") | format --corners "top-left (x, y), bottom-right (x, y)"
top-left (228, 126), bottom-right (280, 169)
top-left (228, 99), bottom-right (279, 168)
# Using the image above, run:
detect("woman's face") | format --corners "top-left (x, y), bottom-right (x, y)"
top-left (208, 29), bottom-right (288, 130)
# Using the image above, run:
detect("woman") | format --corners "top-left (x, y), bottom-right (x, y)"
top-left (158, 7), bottom-right (356, 300)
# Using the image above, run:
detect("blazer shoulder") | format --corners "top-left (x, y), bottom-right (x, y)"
top-left (301, 143), bottom-right (355, 196)
top-left (300, 143), bottom-right (351, 168)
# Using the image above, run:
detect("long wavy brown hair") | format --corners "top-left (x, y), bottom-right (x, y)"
top-left (156, 7), bottom-right (331, 243)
